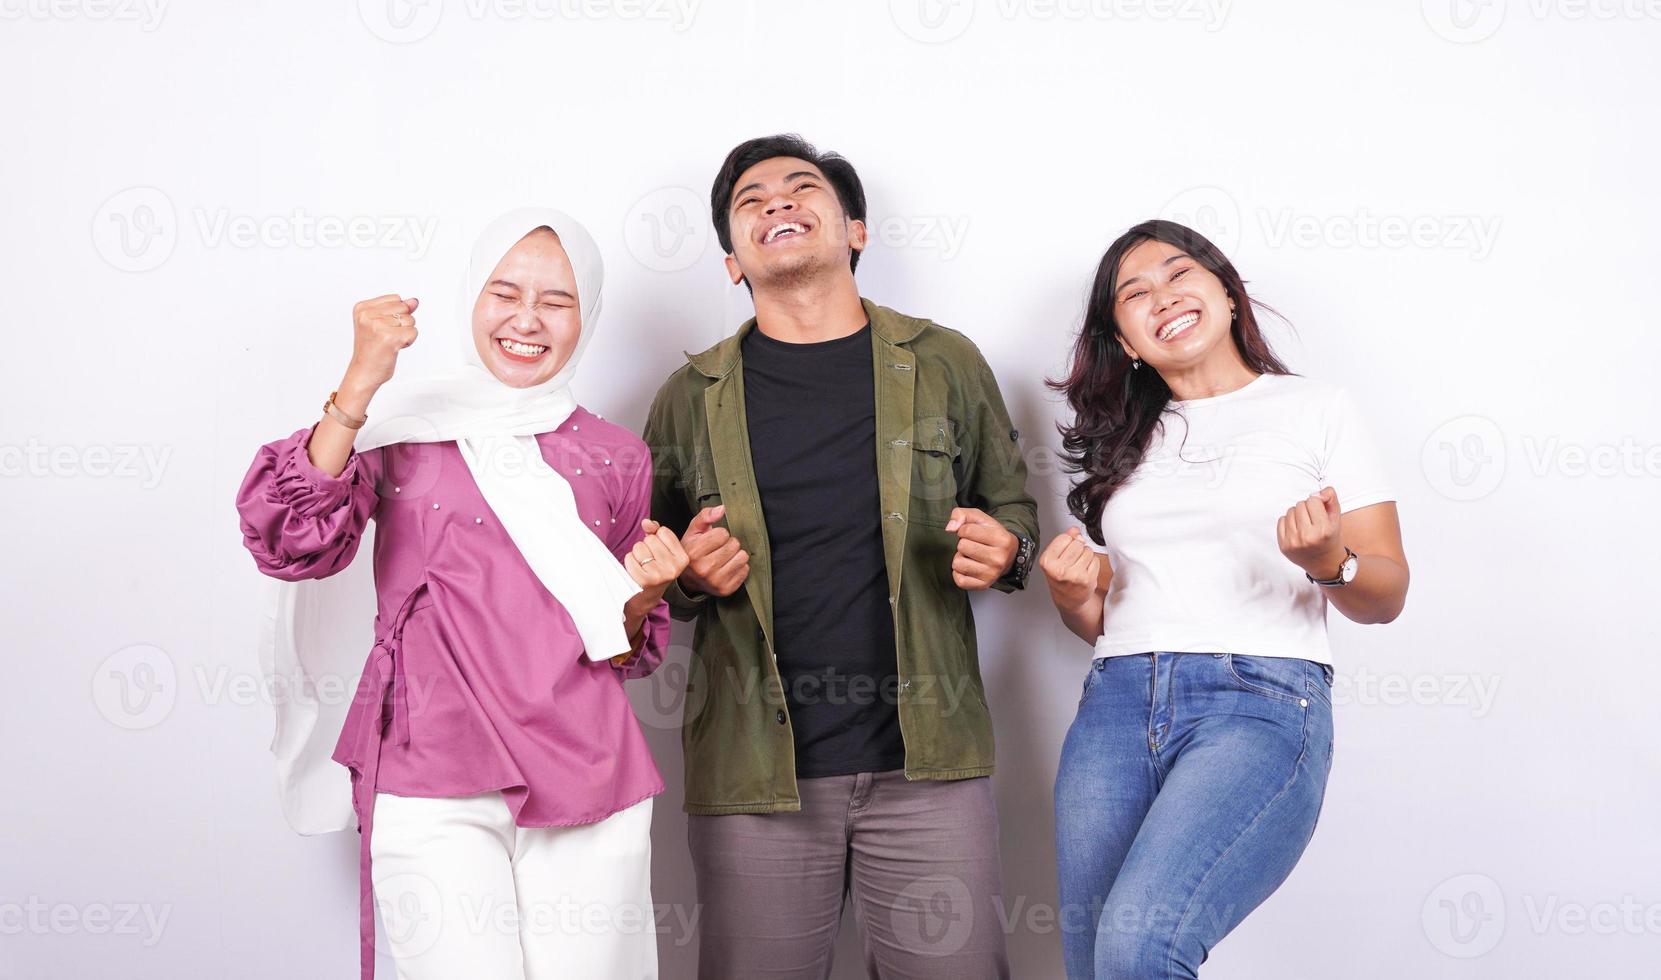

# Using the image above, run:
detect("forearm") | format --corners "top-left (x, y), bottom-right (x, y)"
top-left (1317, 553), bottom-right (1410, 625)
top-left (623, 589), bottom-right (664, 640)
top-left (305, 373), bottom-right (378, 478)
top-left (1051, 588), bottom-right (1106, 644)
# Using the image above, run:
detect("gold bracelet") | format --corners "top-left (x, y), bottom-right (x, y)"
top-left (322, 390), bottom-right (366, 429)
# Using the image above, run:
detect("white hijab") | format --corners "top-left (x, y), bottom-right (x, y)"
top-left (261, 208), bottom-right (640, 835)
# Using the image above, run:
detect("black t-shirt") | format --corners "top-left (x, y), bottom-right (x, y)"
top-left (741, 322), bottom-right (905, 778)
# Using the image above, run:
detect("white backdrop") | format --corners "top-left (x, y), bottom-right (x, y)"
top-left (4, 1), bottom-right (1659, 977)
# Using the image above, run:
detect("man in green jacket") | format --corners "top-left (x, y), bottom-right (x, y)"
top-left (644, 134), bottom-right (1037, 979)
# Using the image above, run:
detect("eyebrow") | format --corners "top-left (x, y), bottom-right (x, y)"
top-left (1114, 253), bottom-right (1192, 297)
top-left (731, 170), bottom-right (822, 206)
top-left (488, 279), bottom-right (574, 300)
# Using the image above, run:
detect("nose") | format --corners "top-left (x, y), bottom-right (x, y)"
top-left (1152, 286), bottom-right (1183, 313)
top-left (509, 303), bottom-right (539, 332)
top-left (763, 196), bottom-right (795, 215)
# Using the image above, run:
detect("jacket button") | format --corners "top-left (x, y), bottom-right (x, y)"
top-left (775, 710), bottom-right (786, 725)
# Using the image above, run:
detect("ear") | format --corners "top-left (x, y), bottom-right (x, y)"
top-left (1116, 334), bottom-right (1139, 362)
top-left (724, 254), bottom-right (745, 286)
top-left (847, 218), bottom-right (868, 255)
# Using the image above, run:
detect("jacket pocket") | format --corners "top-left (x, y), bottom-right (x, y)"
top-left (692, 450), bottom-right (722, 507)
top-left (908, 417), bottom-right (961, 527)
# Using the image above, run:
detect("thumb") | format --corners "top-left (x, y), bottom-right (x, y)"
top-left (402, 297), bottom-right (420, 314)
top-left (689, 504), bottom-right (725, 534)
top-left (944, 507), bottom-right (988, 533)
top-left (640, 518), bottom-right (661, 534)
top-left (1318, 486), bottom-right (1340, 516)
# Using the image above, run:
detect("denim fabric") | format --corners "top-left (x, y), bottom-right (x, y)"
top-left (1054, 652), bottom-right (1335, 978)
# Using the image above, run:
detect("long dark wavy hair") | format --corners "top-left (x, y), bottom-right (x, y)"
top-left (1048, 220), bottom-right (1293, 544)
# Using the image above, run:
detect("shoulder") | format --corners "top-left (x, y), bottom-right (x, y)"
top-left (563, 407), bottom-right (647, 454)
top-left (875, 305), bottom-right (994, 376)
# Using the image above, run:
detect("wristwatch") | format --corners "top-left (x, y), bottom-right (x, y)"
top-left (1307, 546), bottom-right (1358, 587)
top-left (1005, 529), bottom-right (1037, 589)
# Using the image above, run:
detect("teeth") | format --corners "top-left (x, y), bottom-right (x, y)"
top-left (498, 338), bottom-right (547, 356)
top-left (1158, 312), bottom-right (1199, 341)
top-left (765, 222), bottom-right (805, 243)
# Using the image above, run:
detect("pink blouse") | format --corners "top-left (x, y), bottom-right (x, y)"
top-left (235, 407), bottom-right (667, 980)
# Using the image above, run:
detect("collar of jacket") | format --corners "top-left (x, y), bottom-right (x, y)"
top-left (684, 298), bottom-right (928, 378)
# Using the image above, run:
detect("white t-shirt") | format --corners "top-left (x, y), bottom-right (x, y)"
top-left (1093, 373), bottom-right (1395, 665)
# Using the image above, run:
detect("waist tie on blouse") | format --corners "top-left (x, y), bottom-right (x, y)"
top-left (347, 581), bottom-right (428, 980)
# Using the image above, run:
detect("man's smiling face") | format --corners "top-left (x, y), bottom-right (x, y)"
top-left (723, 156), bottom-right (865, 290)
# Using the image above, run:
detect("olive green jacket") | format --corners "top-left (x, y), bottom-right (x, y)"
top-left (642, 299), bottom-right (1039, 815)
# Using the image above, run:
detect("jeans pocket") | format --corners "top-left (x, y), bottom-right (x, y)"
top-left (1224, 654), bottom-right (1311, 706)
top-left (1304, 661), bottom-right (1334, 708)
top-left (1078, 661), bottom-right (1103, 708)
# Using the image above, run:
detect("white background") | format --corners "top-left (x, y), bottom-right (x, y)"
top-left (3, 1), bottom-right (1659, 977)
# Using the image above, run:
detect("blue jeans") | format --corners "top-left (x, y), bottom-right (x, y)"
top-left (1054, 652), bottom-right (1335, 979)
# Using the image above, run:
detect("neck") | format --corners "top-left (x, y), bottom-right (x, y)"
top-left (750, 272), bottom-right (866, 343)
top-left (1159, 347), bottom-right (1261, 401)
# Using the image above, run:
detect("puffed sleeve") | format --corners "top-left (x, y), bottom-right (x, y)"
top-left (605, 436), bottom-right (670, 680)
top-left (235, 424), bottom-right (380, 581)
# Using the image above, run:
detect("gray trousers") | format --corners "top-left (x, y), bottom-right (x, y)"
top-left (687, 770), bottom-right (1010, 980)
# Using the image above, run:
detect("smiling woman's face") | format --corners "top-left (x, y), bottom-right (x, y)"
top-left (1112, 238), bottom-right (1236, 371)
top-left (471, 227), bottom-right (581, 388)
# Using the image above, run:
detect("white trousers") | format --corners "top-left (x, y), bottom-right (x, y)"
top-left (369, 791), bottom-right (657, 980)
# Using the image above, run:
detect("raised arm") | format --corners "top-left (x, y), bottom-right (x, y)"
top-left (235, 292), bottom-right (419, 581)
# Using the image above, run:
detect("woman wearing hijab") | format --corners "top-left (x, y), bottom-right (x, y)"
top-left (235, 209), bottom-right (681, 980)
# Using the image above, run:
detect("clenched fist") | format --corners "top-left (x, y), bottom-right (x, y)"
top-left (944, 507), bottom-right (1017, 591)
top-left (1039, 527), bottom-right (1099, 614)
top-left (345, 294), bottom-right (420, 390)
top-left (1276, 486), bottom-right (1346, 579)
top-left (625, 518), bottom-right (691, 594)
top-left (677, 505), bottom-right (750, 598)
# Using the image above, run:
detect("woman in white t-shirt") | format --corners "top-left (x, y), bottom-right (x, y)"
top-left (1041, 219), bottom-right (1410, 979)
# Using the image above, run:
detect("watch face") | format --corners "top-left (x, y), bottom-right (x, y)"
top-left (1340, 554), bottom-right (1359, 582)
